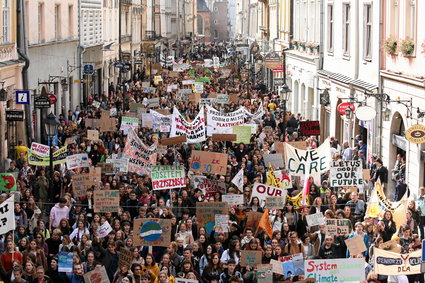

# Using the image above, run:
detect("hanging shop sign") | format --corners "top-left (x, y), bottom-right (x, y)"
top-left (337, 102), bottom-right (355, 115)
top-left (405, 124), bottom-right (425, 144)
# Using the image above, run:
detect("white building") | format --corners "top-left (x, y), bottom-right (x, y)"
top-left (102, 0), bottom-right (119, 92)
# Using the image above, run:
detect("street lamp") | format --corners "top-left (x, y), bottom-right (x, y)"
top-left (280, 84), bottom-right (292, 139)
top-left (45, 113), bottom-right (59, 193)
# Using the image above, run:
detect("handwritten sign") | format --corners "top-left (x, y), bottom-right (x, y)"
top-left (240, 250), bottom-right (262, 267)
top-left (97, 221), bottom-right (112, 238)
top-left (160, 135), bottom-right (187, 145)
top-left (119, 247), bottom-right (133, 268)
top-left (192, 176), bottom-right (226, 199)
top-left (83, 266), bottom-right (109, 283)
top-left (72, 173), bottom-right (92, 197)
top-left (58, 252), bottom-right (73, 272)
top-left (214, 214), bottom-right (229, 233)
top-left (222, 194), bottom-right (244, 206)
top-left (66, 153), bottom-right (89, 170)
top-left (87, 130), bottom-right (99, 141)
top-left (325, 219), bottom-right (351, 236)
top-left (151, 166), bottom-right (186, 190)
top-left (265, 196), bottom-right (286, 209)
top-left (330, 160), bottom-right (363, 187)
top-left (345, 235), bottom-right (367, 255)
top-left (196, 202), bottom-right (228, 234)
top-left (94, 190), bottom-right (120, 213)
top-left (251, 183), bottom-right (287, 208)
top-left (133, 218), bottom-right (172, 247)
top-left (190, 150), bottom-right (227, 175)
top-left (306, 212), bottom-right (325, 227)
top-left (30, 142), bottom-right (50, 156)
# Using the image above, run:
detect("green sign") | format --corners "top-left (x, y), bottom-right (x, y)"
top-left (28, 145), bottom-right (68, 166)
top-left (195, 77), bottom-right (211, 83)
top-left (233, 126), bottom-right (252, 144)
top-left (0, 173), bottom-right (17, 191)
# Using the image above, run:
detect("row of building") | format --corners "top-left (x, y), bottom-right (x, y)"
top-left (235, 0), bottom-right (425, 194)
top-left (0, 0), bottom-right (234, 170)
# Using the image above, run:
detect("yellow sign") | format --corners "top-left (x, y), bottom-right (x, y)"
top-left (405, 124), bottom-right (425, 144)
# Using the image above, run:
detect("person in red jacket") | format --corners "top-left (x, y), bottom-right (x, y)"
top-left (1, 241), bottom-right (23, 273)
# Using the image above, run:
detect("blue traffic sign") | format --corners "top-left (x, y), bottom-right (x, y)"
top-left (16, 90), bottom-right (30, 104)
top-left (83, 64), bottom-right (94, 75)
top-left (422, 240), bottom-right (425, 262)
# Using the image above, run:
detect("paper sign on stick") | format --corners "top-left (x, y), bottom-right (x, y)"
top-left (94, 190), bottom-right (120, 213)
top-left (190, 150), bottom-right (228, 175)
top-left (133, 218), bottom-right (172, 247)
top-left (240, 250), bottom-right (262, 267)
top-left (306, 212), bottom-right (325, 227)
top-left (345, 235), bottom-right (367, 255)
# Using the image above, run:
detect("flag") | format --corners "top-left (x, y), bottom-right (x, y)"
top-left (206, 68), bottom-right (212, 74)
top-left (0, 196), bottom-right (15, 234)
top-left (266, 163), bottom-right (282, 188)
top-left (103, 42), bottom-right (114, 51)
top-left (302, 173), bottom-right (310, 206)
top-left (231, 169), bottom-right (244, 192)
top-left (259, 208), bottom-right (273, 238)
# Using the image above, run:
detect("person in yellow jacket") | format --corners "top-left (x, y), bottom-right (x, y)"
top-left (142, 253), bottom-right (160, 282)
top-left (154, 270), bottom-right (175, 283)
top-left (15, 140), bottom-right (28, 159)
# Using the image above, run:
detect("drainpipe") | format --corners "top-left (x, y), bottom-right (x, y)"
top-left (16, 0), bottom-right (33, 145)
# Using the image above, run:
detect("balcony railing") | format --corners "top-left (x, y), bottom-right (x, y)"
top-left (146, 31), bottom-right (156, 40)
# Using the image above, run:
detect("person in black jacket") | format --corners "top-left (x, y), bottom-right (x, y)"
top-left (372, 159), bottom-right (388, 184)
top-left (102, 242), bottom-right (119, 282)
top-left (318, 235), bottom-right (339, 259)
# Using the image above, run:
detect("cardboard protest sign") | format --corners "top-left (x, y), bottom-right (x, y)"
top-left (285, 138), bottom-right (331, 176)
top-left (374, 248), bottom-right (421, 275)
top-left (89, 167), bottom-right (101, 185)
top-left (58, 252), bottom-right (73, 272)
top-left (222, 194), bottom-right (244, 207)
top-left (363, 169), bottom-right (371, 181)
top-left (192, 176), bottom-right (226, 199)
top-left (151, 166), bottom-right (186, 190)
top-left (299, 121), bottom-right (320, 136)
top-left (206, 105), bottom-right (245, 128)
top-left (30, 142), bottom-right (50, 156)
top-left (129, 103), bottom-right (144, 112)
top-left (196, 202), bottom-right (228, 234)
top-left (379, 239), bottom-right (401, 252)
top-left (160, 135), bottom-right (187, 145)
top-left (106, 158), bottom-right (129, 174)
top-left (124, 129), bottom-right (157, 176)
top-left (265, 196), bottom-right (286, 209)
top-left (306, 212), bottom-right (325, 227)
top-left (66, 153), bottom-right (89, 170)
top-left (120, 117), bottom-right (139, 135)
top-left (232, 126), bottom-right (251, 144)
top-left (211, 134), bottom-right (237, 141)
top-left (170, 106), bottom-right (206, 143)
top-left (251, 183), bottom-right (288, 208)
top-left (270, 259), bottom-right (284, 275)
top-left (97, 221), bottom-right (112, 238)
top-left (345, 235), bottom-right (367, 255)
top-left (83, 266), bottom-right (110, 283)
top-left (188, 93), bottom-right (201, 104)
top-left (0, 174), bottom-right (17, 192)
top-left (304, 258), bottom-right (365, 282)
top-left (119, 248), bottom-right (133, 268)
top-left (214, 214), bottom-right (229, 233)
top-left (87, 130), bottom-right (99, 141)
top-left (96, 162), bottom-right (114, 174)
top-left (133, 218), bottom-right (172, 247)
top-left (72, 173), bottom-right (93, 197)
top-left (99, 116), bottom-right (116, 132)
top-left (330, 160), bottom-right (363, 187)
top-left (94, 190), bottom-right (120, 213)
top-left (324, 219), bottom-right (351, 236)
top-left (245, 211), bottom-right (263, 229)
top-left (240, 250), bottom-right (262, 267)
top-left (190, 150), bottom-right (228, 175)
top-left (86, 118), bottom-right (100, 129)
top-left (263, 154), bottom-right (285, 169)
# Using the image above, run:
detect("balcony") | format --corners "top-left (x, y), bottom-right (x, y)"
top-left (146, 31), bottom-right (156, 40)
top-left (120, 35), bottom-right (132, 43)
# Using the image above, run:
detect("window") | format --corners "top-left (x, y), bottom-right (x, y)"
top-left (197, 16), bottom-right (204, 35)
top-left (342, 3), bottom-right (351, 56)
top-left (69, 5), bottom-right (74, 38)
top-left (363, 4), bottom-right (372, 60)
top-left (405, 0), bottom-right (416, 40)
top-left (38, 3), bottom-right (44, 43)
top-left (327, 4), bottom-right (334, 52)
top-left (2, 0), bottom-right (9, 43)
top-left (55, 5), bottom-right (61, 40)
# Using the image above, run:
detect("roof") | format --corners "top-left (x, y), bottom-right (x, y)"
top-left (197, 0), bottom-right (210, 12)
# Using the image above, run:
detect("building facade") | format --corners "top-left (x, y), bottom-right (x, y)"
top-left (211, 0), bottom-right (229, 42)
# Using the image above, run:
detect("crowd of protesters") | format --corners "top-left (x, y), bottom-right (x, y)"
top-left (0, 43), bottom-right (424, 283)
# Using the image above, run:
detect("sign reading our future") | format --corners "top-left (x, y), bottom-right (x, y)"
top-left (285, 138), bottom-right (331, 176)
top-left (330, 160), bottom-right (363, 187)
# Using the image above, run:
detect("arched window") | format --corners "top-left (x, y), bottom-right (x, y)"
top-left (197, 15), bottom-right (204, 35)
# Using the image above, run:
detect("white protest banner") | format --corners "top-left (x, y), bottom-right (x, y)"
top-left (170, 106), bottom-right (206, 143)
top-left (285, 138), bottom-right (331, 176)
top-left (206, 105), bottom-right (246, 128)
top-left (97, 221), bottom-right (113, 238)
top-left (192, 175), bottom-right (226, 199)
top-left (306, 212), bottom-right (325, 227)
top-left (304, 258), bottom-right (365, 282)
top-left (182, 80), bottom-right (195, 85)
top-left (66, 153), bottom-right (90, 170)
top-left (120, 117), bottom-right (139, 135)
top-left (245, 102), bottom-right (264, 120)
top-left (30, 142), bottom-right (50, 156)
top-left (231, 169), bottom-right (244, 191)
top-left (215, 214), bottom-right (229, 232)
top-left (222, 194), bottom-right (244, 207)
top-left (141, 113), bottom-right (154, 128)
top-left (330, 160), bottom-right (363, 187)
top-left (194, 82), bottom-right (204, 93)
top-left (0, 196), bottom-right (15, 234)
top-left (123, 129), bottom-right (157, 176)
top-left (151, 165), bottom-right (186, 190)
top-left (374, 248), bottom-right (421, 275)
top-left (251, 183), bottom-right (287, 208)
top-left (106, 158), bottom-right (129, 173)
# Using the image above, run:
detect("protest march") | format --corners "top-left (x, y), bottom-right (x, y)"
top-left (0, 43), bottom-right (423, 283)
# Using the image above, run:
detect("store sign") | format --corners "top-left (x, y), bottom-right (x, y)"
top-left (34, 95), bottom-right (51, 108)
top-left (5, 110), bottom-right (24, 121)
top-left (355, 106), bottom-right (377, 121)
top-left (337, 102), bottom-right (355, 115)
top-left (405, 124), bottom-right (425, 144)
top-left (264, 52), bottom-right (281, 69)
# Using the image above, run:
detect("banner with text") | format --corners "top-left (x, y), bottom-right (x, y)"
top-left (304, 258), bottom-right (365, 283)
top-left (251, 183), bottom-right (288, 208)
top-left (374, 248), bottom-right (421, 275)
top-left (206, 105), bottom-right (246, 128)
top-left (151, 165), bottom-right (186, 190)
top-left (124, 129), bottom-right (158, 176)
top-left (170, 106), bottom-right (206, 143)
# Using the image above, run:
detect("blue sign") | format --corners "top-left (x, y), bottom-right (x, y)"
top-left (83, 64), bottom-right (94, 75)
top-left (16, 91), bottom-right (30, 104)
top-left (422, 240), bottom-right (425, 262)
top-left (58, 252), bottom-right (73, 272)
top-left (114, 62), bottom-right (125, 68)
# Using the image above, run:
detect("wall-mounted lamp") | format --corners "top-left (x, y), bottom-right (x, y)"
top-left (0, 81), bottom-right (6, 101)
top-left (382, 107), bottom-right (391, 121)
top-left (345, 107), bottom-right (352, 119)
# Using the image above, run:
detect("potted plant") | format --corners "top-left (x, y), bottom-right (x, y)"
top-left (291, 40), bottom-right (299, 49)
top-left (400, 38), bottom-right (415, 56)
top-left (308, 43), bottom-right (319, 53)
top-left (299, 41), bottom-right (306, 51)
top-left (384, 36), bottom-right (398, 55)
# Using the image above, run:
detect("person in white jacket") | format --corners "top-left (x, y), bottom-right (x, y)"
top-left (69, 220), bottom-right (90, 243)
